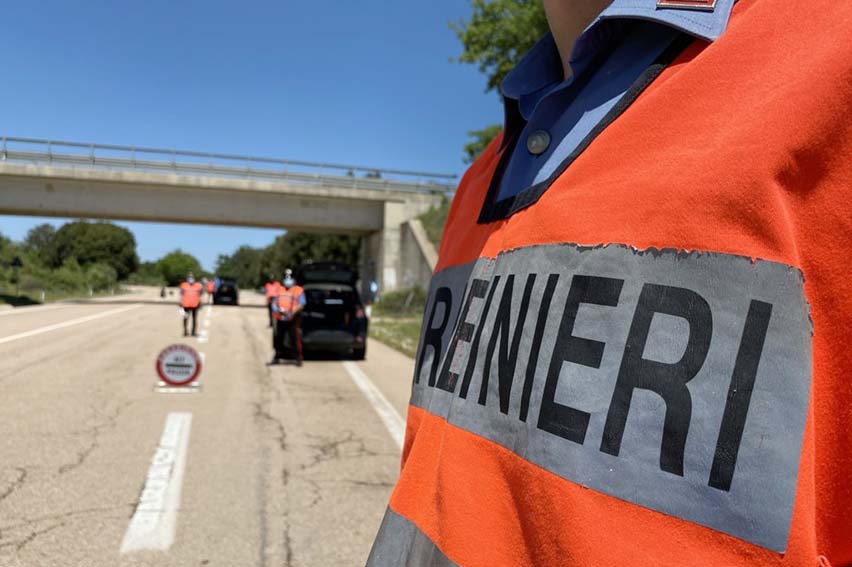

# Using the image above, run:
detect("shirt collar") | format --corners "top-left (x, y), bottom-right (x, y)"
top-left (501, 0), bottom-right (735, 103)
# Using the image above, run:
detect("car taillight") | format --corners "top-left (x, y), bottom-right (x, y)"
top-left (355, 306), bottom-right (366, 319)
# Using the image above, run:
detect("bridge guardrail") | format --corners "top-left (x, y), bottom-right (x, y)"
top-left (0, 136), bottom-right (456, 195)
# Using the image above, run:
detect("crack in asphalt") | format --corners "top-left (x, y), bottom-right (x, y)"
top-left (0, 504), bottom-right (132, 533)
top-left (301, 430), bottom-right (386, 471)
top-left (252, 402), bottom-right (288, 452)
top-left (0, 468), bottom-right (27, 504)
top-left (0, 504), bottom-right (131, 554)
top-left (0, 522), bottom-right (64, 553)
top-left (58, 400), bottom-right (135, 475)
top-left (243, 305), bottom-right (395, 567)
top-left (243, 310), bottom-right (293, 567)
top-left (342, 478), bottom-right (395, 489)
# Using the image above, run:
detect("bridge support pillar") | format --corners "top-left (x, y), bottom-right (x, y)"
top-left (360, 201), bottom-right (407, 297)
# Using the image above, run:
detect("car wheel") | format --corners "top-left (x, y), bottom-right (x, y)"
top-left (352, 346), bottom-right (366, 360)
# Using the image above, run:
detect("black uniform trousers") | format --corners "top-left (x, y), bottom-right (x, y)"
top-left (183, 306), bottom-right (199, 336)
top-left (273, 315), bottom-right (303, 362)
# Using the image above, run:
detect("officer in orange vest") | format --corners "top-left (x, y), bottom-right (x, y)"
top-left (179, 272), bottom-right (203, 337)
top-left (264, 274), bottom-right (281, 328)
top-left (271, 270), bottom-right (305, 366)
top-left (368, 1), bottom-right (852, 566)
top-left (206, 278), bottom-right (215, 304)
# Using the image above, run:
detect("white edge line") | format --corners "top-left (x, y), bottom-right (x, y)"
top-left (0, 304), bottom-right (143, 345)
top-left (120, 412), bottom-right (193, 553)
top-left (342, 361), bottom-right (404, 449)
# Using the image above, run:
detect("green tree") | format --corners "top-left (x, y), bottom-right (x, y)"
top-left (86, 262), bottom-right (118, 291)
top-left (463, 124), bottom-right (504, 164)
top-left (127, 261), bottom-right (165, 285)
top-left (418, 196), bottom-right (453, 247)
top-left (52, 257), bottom-right (86, 292)
top-left (47, 220), bottom-right (138, 280)
top-left (23, 223), bottom-right (56, 264)
top-left (0, 233), bottom-right (14, 265)
top-left (215, 245), bottom-right (264, 288)
top-left (157, 250), bottom-right (203, 286)
top-left (452, 0), bottom-right (549, 162)
top-left (451, 0), bottom-right (548, 93)
top-left (261, 233), bottom-right (361, 280)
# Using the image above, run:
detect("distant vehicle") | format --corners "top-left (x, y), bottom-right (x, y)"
top-left (213, 279), bottom-right (239, 305)
top-left (296, 261), bottom-right (368, 360)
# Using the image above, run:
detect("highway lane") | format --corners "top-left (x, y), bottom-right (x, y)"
top-left (0, 287), bottom-right (412, 567)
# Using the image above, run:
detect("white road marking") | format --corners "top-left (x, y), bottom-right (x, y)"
top-left (342, 361), bottom-right (404, 450)
top-left (0, 304), bottom-right (142, 345)
top-left (120, 412), bottom-right (193, 553)
top-left (196, 306), bottom-right (212, 342)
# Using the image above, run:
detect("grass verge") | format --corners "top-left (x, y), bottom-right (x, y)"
top-left (369, 317), bottom-right (422, 359)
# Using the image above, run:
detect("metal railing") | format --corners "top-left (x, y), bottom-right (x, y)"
top-left (0, 136), bottom-right (457, 194)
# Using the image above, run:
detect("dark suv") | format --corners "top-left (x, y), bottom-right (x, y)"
top-left (296, 261), bottom-right (368, 359)
top-left (213, 279), bottom-right (239, 305)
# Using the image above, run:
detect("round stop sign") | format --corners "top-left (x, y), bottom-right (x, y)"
top-left (156, 344), bottom-right (202, 387)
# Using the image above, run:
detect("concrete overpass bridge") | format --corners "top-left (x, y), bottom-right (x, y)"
top-left (0, 136), bottom-right (453, 292)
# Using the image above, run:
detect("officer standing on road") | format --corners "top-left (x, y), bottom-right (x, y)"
top-left (271, 270), bottom-right (305, 366)
top-left (206, 277), bottom-right (215, 304)
top-left (179, 272), bottom-right (203, 337)
top-left (264, 274), bottom-right (280, 328)
top-left (368, 1), bottom-right (852, 566)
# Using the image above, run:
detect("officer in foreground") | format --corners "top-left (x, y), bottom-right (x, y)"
top-left (179, 272), bottom-right (202, 337)
top-left (270, 270), bottom-right (305, 366)
top-left (368, 0), bottom-right (852, 565)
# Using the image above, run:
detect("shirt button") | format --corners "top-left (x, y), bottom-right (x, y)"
top-left (526, 129), bottom-right (551, 155)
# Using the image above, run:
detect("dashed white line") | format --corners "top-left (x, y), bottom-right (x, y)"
top-left (120, 412), bottom-right (193, 553)
top-left (0, 304), bottom-right (143, 345)
top-left (342, 361), bottom-right (404, 449)
top-left (196, 306), bottom-right (212, 343)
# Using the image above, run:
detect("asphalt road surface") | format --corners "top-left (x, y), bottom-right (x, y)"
top-left (0, 287), bottom-right (413, 567)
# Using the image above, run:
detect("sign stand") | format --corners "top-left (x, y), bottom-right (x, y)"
top-left (154, 380), bottom-right (202, 394)
top-left (155, 344), bottom-right (203, 394)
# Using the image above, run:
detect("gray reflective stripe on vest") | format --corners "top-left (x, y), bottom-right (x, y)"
top-left (411, 243), bottom-right (811, 552)
top-left (367, 508), bottom-right (458, 567)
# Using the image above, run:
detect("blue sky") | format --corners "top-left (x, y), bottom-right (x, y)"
top-left (0, 0), bottom-right (501, 270)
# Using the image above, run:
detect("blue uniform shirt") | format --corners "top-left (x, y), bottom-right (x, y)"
top-left (496, 0), bottom-right (736, 202)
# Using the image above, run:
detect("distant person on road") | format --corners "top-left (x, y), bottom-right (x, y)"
top-left (369, 279), bottom-right (379, 303)
top-left (206, 278), bottom-right (215, 304)
top-left (271, 271), bottom-right (305, 366)
top-left (179, 272), bottom-right (203, 337)
top-left (264, 274), bottom-right (281, 327)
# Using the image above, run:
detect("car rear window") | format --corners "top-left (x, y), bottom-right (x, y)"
top-left (304, 284), bottom-right (358, 306)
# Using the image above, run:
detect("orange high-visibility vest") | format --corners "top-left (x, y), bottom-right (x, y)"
top-left (265, 281), bottom-right (281, 300)
top-left (179, 281), bottom-right (202, 309)
top-left (206, 280), bottom-right (215, 294)
top-left (369, 1), bottom-right (852, 565)
top-left (276, 285), bottom-right (304, 315)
